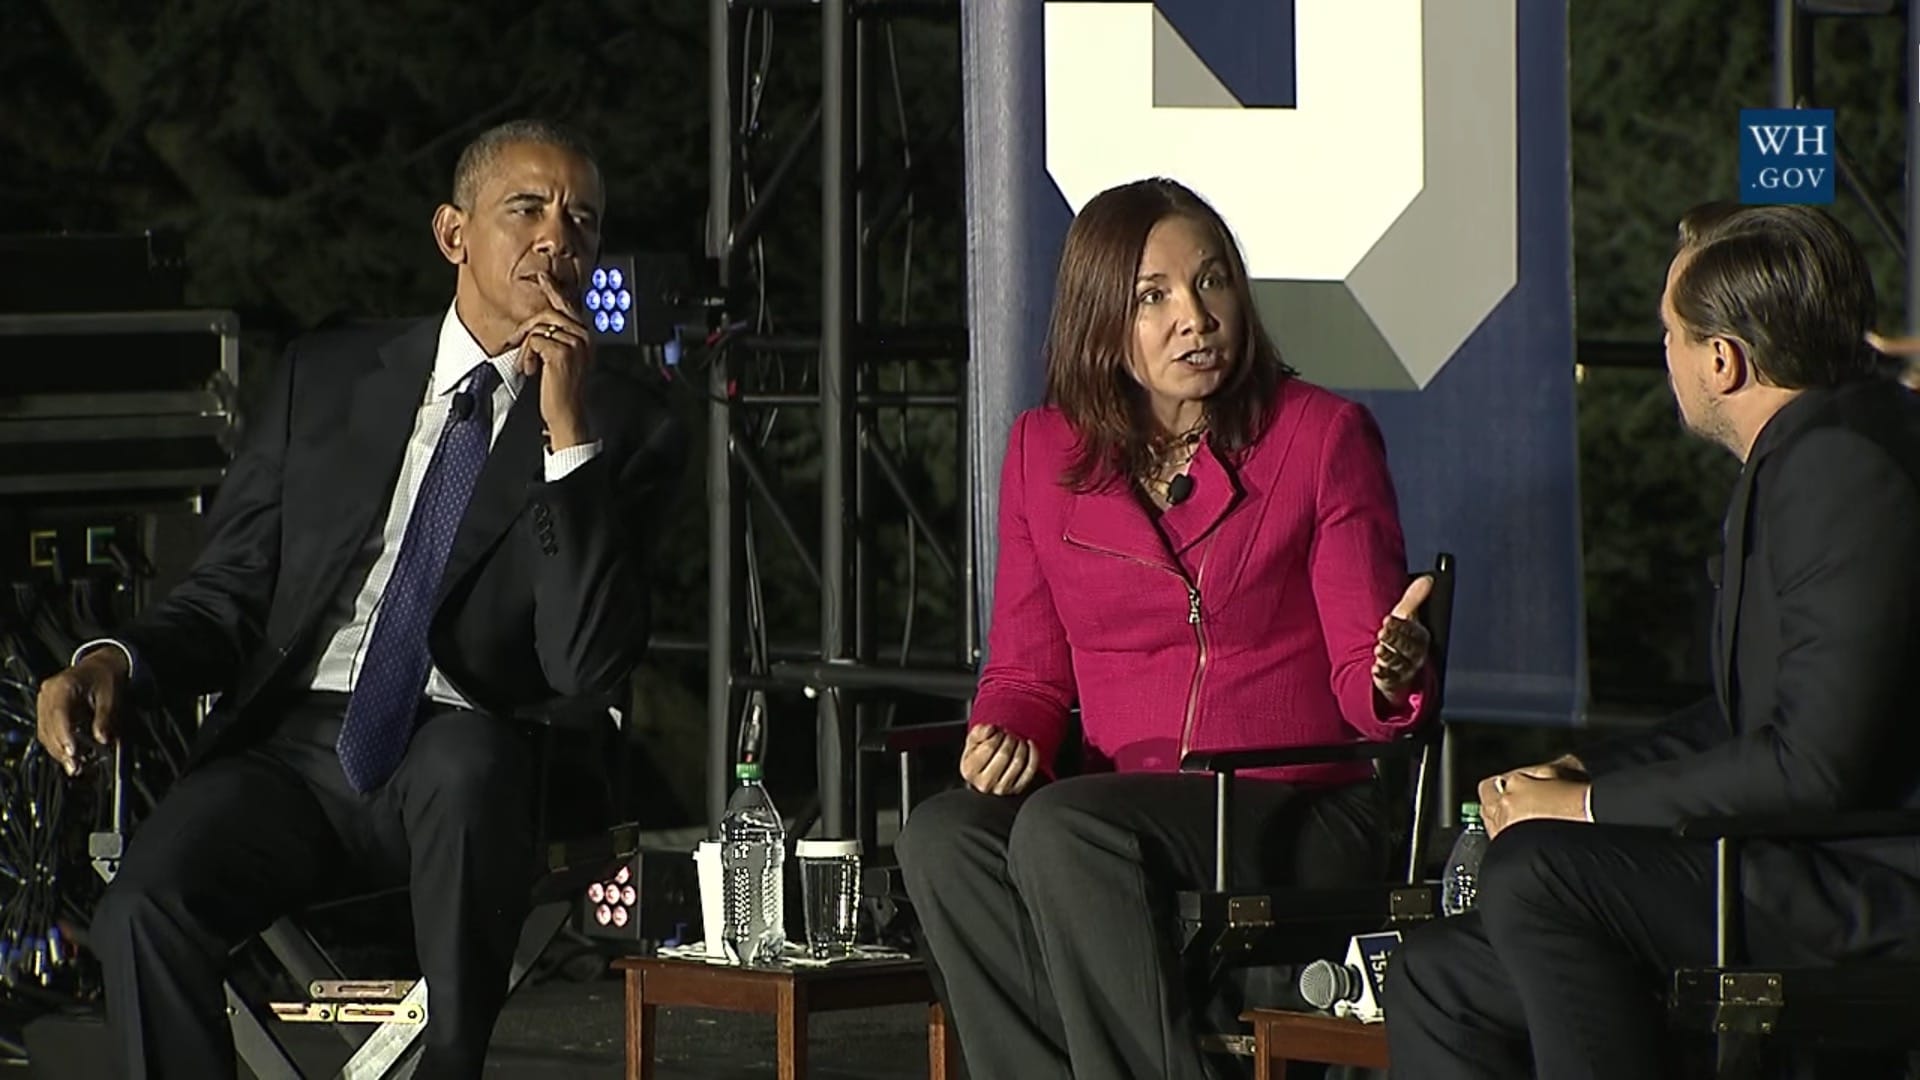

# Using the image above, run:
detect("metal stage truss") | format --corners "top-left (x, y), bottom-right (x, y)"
top-left (703, 0), bottom-right (971, 846)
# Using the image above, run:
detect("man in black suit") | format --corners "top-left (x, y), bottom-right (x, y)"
top-left (1386, 203), bottom-right (1920, 1078)
top-left (34, 119), bottom-right (683, 1078)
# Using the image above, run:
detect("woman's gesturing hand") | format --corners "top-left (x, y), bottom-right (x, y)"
top-left (1373, 575), bottom-right (1433, 702)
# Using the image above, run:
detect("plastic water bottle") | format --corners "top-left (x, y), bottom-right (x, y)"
top-left (1441, 802), bottom-right (1490, 916)
top-left (719, 762), bottom-right (787, 964)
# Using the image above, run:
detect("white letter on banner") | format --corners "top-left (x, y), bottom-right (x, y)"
top-left (1043, 1), bottom-right (1518, 390)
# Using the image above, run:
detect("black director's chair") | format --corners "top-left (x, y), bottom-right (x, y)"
top-left (787, 555), bottom-right (1457, 1072)
top-left (1170, 553), bottom-right (1455, 1060)
top-left (1666, 812), bottom-right (1920, 1078)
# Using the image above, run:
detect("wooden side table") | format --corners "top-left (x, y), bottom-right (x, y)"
top-left (613, 954), bottom-right (959, 1080)
top-left (1243, 1008), bottom-right (1388, 1079)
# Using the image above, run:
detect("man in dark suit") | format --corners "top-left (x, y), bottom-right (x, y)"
top-left (1386, 203), bottom-right (1920, 1078)
top-left (34, 119), bottom-right (683, 1078)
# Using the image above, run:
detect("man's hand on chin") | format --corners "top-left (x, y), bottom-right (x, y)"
top-left (1477, 771), bottom-right (1592, 838)
top-left (514, 272), bottom-right (596, 450)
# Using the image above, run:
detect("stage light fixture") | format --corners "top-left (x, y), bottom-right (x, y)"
top-left (578, 253), bottom-right (707, 352)
top-left (578, 851), bottom-right (697, 944)
top-left (590, 866), bottom-right (634, 929)
top-left (582, 259), bottom-right (637, 345)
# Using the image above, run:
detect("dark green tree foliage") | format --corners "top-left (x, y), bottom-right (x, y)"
top-left (2, 0), bottom-right (712, 328)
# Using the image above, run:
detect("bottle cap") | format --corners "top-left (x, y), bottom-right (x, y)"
top-left (1460, 801), bottom-right (1481, 820)
top-left (735, 762), bottom-right (763, 780)
top-left (795, 839), bottom-right (860, 859)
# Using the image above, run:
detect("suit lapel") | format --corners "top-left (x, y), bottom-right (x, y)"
top-left (1713, 387), bottom-right (1837, 725)
top-left (1062, 483), bottom-right (1178, 571)
top-left (436, 373), bottom-right (543, 610)
top-left (1157, 441), bottom-right (1239, 554)
top-left (1714, 464), bottom-right (1755, 725)
top-left (1059, 439), bottom-right (1243, 570)
top-left (290, 321), bottom-right (436, 633)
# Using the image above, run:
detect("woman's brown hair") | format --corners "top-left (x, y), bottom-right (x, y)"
top-left (1043, 178), bottom-right (1293, 491)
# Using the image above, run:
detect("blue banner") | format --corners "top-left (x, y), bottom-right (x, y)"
top-left (963, 0), bottom-right (1586, 724)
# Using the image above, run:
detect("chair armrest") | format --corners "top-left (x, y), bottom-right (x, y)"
top-left (1676, 810), bottom-right (1920, 842)
top-left (1180, 735), bottom-right (1427, 775)
top-left (769, 661), bottom-right (979, 701)
top-left (859, 720), bottom-right (970, 755)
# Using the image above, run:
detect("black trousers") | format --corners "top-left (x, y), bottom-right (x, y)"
top-left (1387, 822), bottom-right (1920, 1080)
top-left (91, 693), bottom-right (536, 1080)
top-left (895, 773), bottom-right (1382, 1080)
top-left (1381, 819), bottom-right (1892, 1079)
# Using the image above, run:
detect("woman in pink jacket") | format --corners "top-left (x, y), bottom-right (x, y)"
top-left (895, 178), bottom-right (1433, 1080)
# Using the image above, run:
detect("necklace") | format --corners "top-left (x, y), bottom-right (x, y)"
top-left (1152, 417), bottom-right (1207, 467)
top-left (1160, 414), bottom-right (1208, 448)
top-left (1139, 417), bottom-right (1208, 504)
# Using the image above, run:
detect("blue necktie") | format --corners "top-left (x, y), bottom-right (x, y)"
top-left (337, 361), bottom-right (502, 792)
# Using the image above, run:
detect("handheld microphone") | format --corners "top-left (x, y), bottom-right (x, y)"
top-left (450, 391), bottom-right (476, 422)
top-left (1298, 931), bottom-right (1401, 1023)
top-left (1166, 473), bottom-right (1195, 505)
top-left (1298, 958), bottom-right (1366, 1010)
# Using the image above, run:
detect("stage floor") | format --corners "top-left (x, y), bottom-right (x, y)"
top-left (10, 971), bottom-right (937, 1079)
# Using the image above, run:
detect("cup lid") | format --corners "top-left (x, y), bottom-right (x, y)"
top-left (795, 839), bottom-right (860, 858)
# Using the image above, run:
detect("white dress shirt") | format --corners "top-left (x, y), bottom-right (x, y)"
top-left (307, 304), bottom-right (600, 706)
top-left (84, 304), bottom-right (601, 708)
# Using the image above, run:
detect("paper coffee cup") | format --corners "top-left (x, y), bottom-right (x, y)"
top-left (693, 841), bottom-right (724, 958)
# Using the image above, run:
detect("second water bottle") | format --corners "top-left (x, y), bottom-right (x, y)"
top-left (1441, 801), bottom-right (1489, 917)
